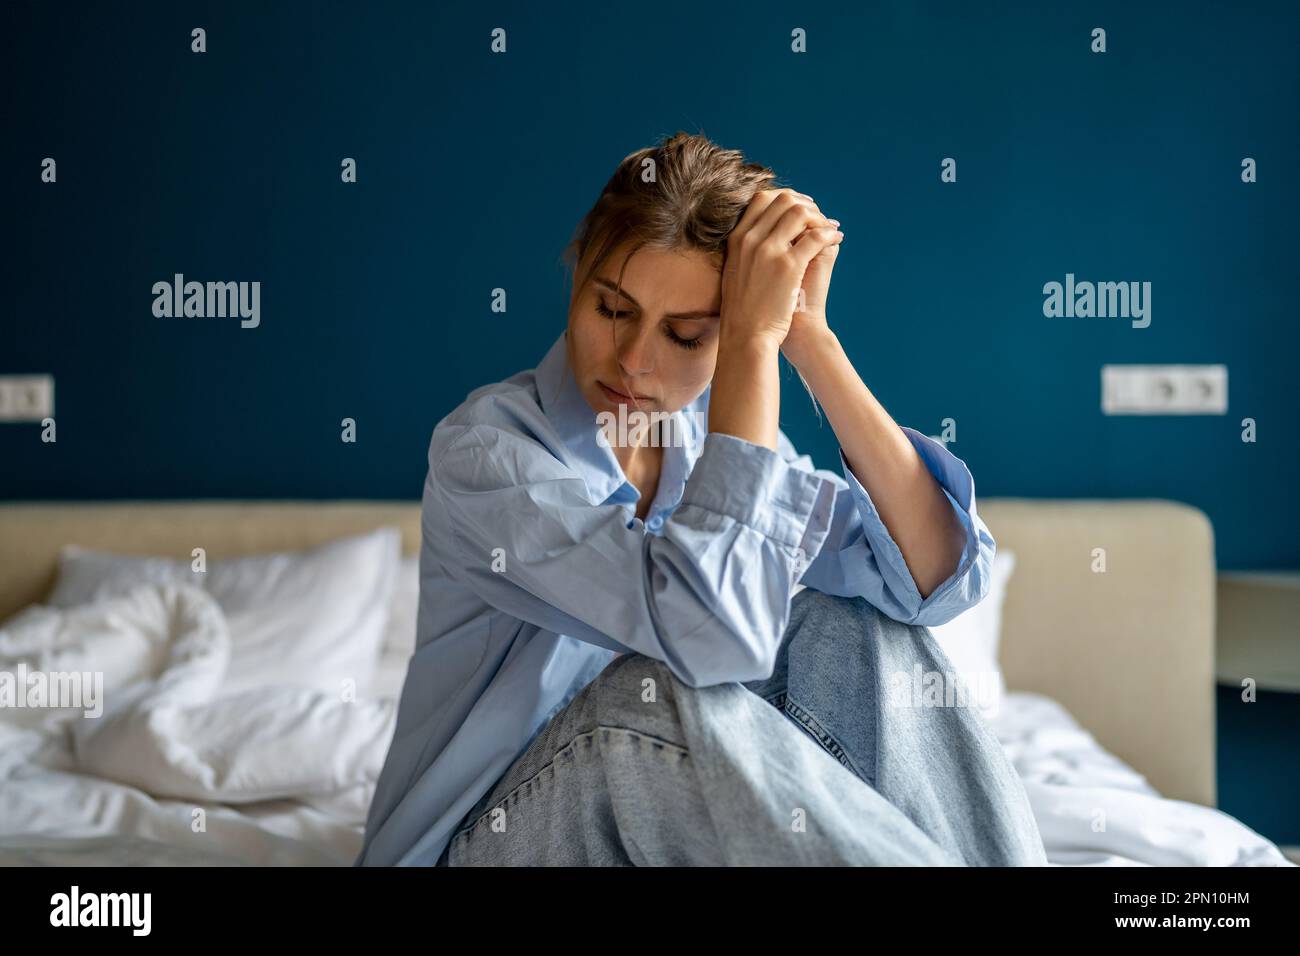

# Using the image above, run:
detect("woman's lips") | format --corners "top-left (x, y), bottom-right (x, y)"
top-left (598, 381), bottom-right (653, 403)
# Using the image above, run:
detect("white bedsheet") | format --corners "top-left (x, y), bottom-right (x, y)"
top-left (0, 583), bottom-right (1290, 866)
top-left (0, 584), bottom-right (394, 866)
top-left (990, 691), bottom-right (1293, 866)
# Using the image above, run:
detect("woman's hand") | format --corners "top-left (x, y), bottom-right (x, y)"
top-left (784, 192), bottom-right (842, 367)
top-left (720, 188), bottom-right (843, 352)
top-left (709, 188), bottom-right (841, 450)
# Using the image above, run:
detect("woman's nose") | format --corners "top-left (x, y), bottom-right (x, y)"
top-left (616, 326), bottom-right (656, 375)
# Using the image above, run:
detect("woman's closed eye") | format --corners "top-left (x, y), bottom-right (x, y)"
top-left (594, 301), bottom-right (703, 351)
top-left (662, 325), bottom-right (704, 350)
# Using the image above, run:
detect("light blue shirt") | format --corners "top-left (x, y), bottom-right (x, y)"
top-left (356, 330), bottom-right (996, 866)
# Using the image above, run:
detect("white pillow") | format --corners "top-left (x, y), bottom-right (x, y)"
top-left (926, 548), bottom-right (1016, 721)
top-left (357, 554), bottom-right (420, 700)
top-left (48, 549), bottom-right (198, 604)
top-left (48, 528), bottom-right (401, 698)
top-left (381, 554), bottom-right (419, 661)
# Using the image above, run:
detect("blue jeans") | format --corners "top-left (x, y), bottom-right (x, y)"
top-left (438, 588), bottom-right (1047, 866)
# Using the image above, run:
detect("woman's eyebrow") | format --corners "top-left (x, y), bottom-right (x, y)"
top-left (593, 276), bottom-right (720, 320)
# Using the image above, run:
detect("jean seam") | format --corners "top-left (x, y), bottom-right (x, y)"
top-left (782, 697), bottom-right (871, 786)
top-left (451, 726), bottom-right (689, 843)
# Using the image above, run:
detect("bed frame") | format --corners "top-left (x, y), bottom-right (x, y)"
top-left (0, 497), bottom-right (1216, 808)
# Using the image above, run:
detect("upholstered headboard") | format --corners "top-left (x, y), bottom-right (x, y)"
top-left (0, 501), bottom-right (424, 624)
top-left (979, 498), bottom-right (1216, 809)
top-left (0, 497), bottom-right (1216, 808)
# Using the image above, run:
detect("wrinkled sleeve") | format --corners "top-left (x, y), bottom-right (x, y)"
top-left (776, 426), bottom-right (995, 627)
top-left (430, 425), bottom-right (838, 687)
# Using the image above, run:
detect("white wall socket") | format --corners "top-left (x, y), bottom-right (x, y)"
top-left (1101, 364), bottom-right (1227, 415)
top-left (0, 375), bottom-right (55, 422)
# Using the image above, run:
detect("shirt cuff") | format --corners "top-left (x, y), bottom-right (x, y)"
top-left (681, 431), bottom-right (837, 559)
top-left (836, 426), bottom-right (985, 616)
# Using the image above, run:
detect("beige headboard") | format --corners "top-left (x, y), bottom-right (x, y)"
top-left (979, 498), bottom-right (1216, 809)
top-left (0, 497), bottom-right (1216, 809)
top-left (0, 501), bottom-right (423, 621)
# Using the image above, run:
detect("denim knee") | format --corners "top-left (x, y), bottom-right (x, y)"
top-left (790, 587), bottom-right (903, 636)
top-left (586, 653), bottom-right (691, 752)
top-left (784, 588), bottom-right (951, 696)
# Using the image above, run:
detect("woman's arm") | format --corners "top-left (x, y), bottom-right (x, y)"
top-left (708, 188), bottom-right (843, 450)
top-left (772, 423), bottom-right (993, 625)
top-left (773, 188), bottom-right (967, 600)
top-left (782, 329), bottom-right (967, 599)
top-left (708, 336), bottom-right (782, 450)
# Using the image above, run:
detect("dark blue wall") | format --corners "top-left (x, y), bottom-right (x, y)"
top-left (4, 1), bottom-right (1297, 843)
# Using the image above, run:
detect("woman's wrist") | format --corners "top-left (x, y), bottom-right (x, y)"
top-left (781, 323), bottom-right (841, 372)
top-left (709, 333), bottom-right (782, 449)
top-left (717, 327), bottom-right (784, 361)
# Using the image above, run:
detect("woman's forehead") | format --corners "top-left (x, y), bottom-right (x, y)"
top-left (594, 246), bottom-right (722, 310)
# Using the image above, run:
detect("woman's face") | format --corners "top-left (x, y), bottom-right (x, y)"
top-left (567, 242), bottom-right (723, 418)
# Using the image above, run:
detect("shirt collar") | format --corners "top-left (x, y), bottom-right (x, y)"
top-left (534, 330), bottom-right (709, 510)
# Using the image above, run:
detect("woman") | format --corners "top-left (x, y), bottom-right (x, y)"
top-left (356, 132), bottom-right (1046, 866)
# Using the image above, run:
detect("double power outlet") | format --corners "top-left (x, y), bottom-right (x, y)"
top-left (1101, 365), bottom-right (1227, 415)
top-left (0, 375), bottom-right (55, 422)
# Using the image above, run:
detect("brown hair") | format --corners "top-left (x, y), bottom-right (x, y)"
top-left (561, 131), bottom-right (783, 303)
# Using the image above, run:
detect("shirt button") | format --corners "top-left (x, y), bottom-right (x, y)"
top-left (792, 546), bottom-right (806, 562)
top-left (648, 515), bottom-right (664, 530)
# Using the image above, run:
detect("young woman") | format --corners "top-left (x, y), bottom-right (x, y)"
top-left (356, 133), bottom-right (1046, 867)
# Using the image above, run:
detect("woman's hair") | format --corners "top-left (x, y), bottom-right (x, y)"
top-left (560, 130), bottom-right (821, 419)
top-left (562, 131), bottom-right (782, 301)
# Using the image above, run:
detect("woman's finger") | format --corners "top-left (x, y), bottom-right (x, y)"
top-left (743, 189), bottom-right (806, 247)
top-left (790, 226), bottom-right (843, 267)
top-left (728, 188), bottom-right (784, 247)
top-left (771, 203), bottom-right (836, 248)
top-left (732, 188), bottom-right (829, 250)
top-left (747, 188), bottom-right (827, 248)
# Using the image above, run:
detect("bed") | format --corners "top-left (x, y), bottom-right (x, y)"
top-left (0, 499), bottom-right (1291, 867)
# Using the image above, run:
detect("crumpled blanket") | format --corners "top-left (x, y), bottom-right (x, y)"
top-left (0, 583), bottom-right (396, 846)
